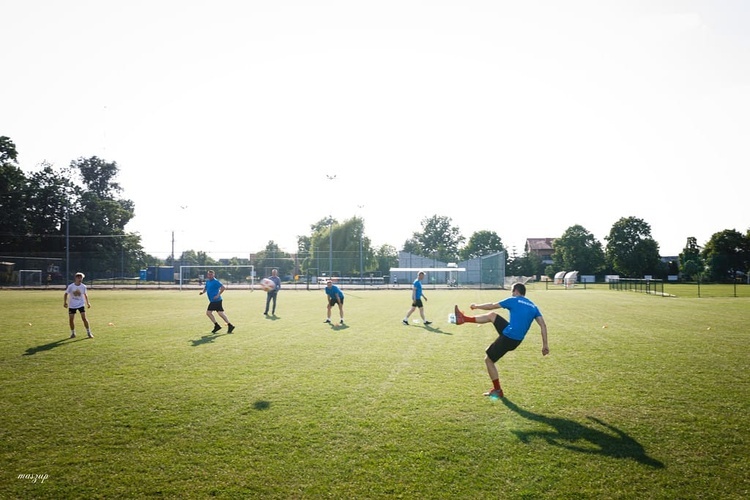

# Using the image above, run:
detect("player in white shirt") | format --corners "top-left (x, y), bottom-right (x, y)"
top-left (64, 272), bottom-right (93, 338)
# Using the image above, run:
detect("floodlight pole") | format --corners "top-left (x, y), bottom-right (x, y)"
top-left (329, 217), bottom-right (333, 277)
top-left (65, 199), bottom-right (70, 281)
top-left (357, 205), bottom-right (364, 285)
top-left (326, 174), bottom-right (337, 277)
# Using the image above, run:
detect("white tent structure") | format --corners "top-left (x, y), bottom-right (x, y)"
top-left (554, 271), bottom-right (567, 285)
top-left (563, 271), bottom-right (578, 288)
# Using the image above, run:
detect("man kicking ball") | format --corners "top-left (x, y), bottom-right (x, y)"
top-left (454, 282), bottom-right (549, 398)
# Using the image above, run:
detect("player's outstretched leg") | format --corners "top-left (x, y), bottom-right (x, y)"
top-left (454, 305), bottom-right (466, 325)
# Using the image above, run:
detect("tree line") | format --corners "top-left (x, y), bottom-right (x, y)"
top-left (1, 136), bottom-right (748, 283)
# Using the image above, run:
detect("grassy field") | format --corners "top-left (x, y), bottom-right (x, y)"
top-left (1, 286), bottom-right (748, 499)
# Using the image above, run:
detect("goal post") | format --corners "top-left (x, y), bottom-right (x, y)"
top-left (19, 269), bottom-right (43, 287)
top-left (178, 265), bottom-right (255, 291)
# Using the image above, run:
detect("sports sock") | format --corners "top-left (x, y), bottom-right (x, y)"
top-left (492, 379), bottom-right (501, 391)
top-left (465, 316), bottom-right (476, 323)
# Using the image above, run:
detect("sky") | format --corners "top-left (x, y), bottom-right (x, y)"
top-left (2, 0), bottom-right (748, 260)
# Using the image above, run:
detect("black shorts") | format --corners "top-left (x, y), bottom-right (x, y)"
top-left (328, 297), bottom-right (344, 307)
top-left (485, 315), bottom-right (522, 362)
top-left (411, 299), bottom-right (424, 308)
top-left (68, 307), bottom-right (86, 315)
top-left (207, 301), bottom-right (225, 312)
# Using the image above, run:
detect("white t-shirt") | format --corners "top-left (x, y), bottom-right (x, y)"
top-left (66, 283), bottom-right (87, 309)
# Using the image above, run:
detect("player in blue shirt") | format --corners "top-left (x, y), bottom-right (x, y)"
top-left (402, 271), bottom-right (432, 326)
top-left (199, 270), bottom-right (235, 333)
top-left (324, 280), bottom-right (345, 324)
top-left (263, 269), bottom-right (282, 316)
top-left (454, 282), bottom-right (548, 398)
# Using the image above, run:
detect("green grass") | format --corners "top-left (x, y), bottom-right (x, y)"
top-left (1, 286), bottom-right (748, 499)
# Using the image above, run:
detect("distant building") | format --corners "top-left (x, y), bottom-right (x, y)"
top-left (525, 238), bottom-right (555, 265)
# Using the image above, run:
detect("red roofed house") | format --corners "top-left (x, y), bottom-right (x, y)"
top-left (525, 238), bottom-right (555, 265)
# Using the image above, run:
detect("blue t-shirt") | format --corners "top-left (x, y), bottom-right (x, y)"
top-left (412, 279), bottom-right (424, 299)
top-left (498, 296), bottom-right (542, 340)
top-left (325, 285), bottom-right (344, 300)
top-left (268, 275), bottom-right (281, 292)
top-left (204, 278), bottom-right (223, 302)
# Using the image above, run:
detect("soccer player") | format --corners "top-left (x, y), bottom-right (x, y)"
top-left (64, 272), bottom-right (93, 338)
top-left (454, 282), bottom-right (549, 398)
top-left (324, 279), bottom-right (345, 324)
top-left (263, 269), bottom-right (281, 316)
top-left (402, 271), bottom-right (431, 326)
top-left (199, 270), bottom-right (235, 333)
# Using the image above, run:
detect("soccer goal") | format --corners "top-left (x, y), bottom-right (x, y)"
top-left (178, 265), bottom-right (255, 290)
top-left (19, 269), bottom-right (42, 287)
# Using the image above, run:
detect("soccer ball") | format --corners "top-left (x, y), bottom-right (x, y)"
top-left (260, 278), bottom-right (275, 291)
top-left (448, 313), bottom-right (456, 324)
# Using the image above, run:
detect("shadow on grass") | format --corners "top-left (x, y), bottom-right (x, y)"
top-left (23, 337), bottom-right (82, 356)
top-left (190, 332), bottom-right (230, 347)
top-left (502, 398), bottom-right (664, 468)
top-left (253, 400), bottom-right (271, 410)
top-left (328, 322), bottom-right (350, 331)
top-left (264, 314), bottom-right (280, 321)
top-left (424, 324), bottom-right (452, 335)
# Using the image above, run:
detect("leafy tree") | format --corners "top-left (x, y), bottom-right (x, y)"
top-left (23, 162), bottom-right (76, 253)
top-left (0, 157), bottom-right (78, 256)
top-left (0, 136), bottom-right (18, 164)
top-left (309, 217), bottom-right (339, 277)
top-left (296, 235), bottom-right (314, 277)
top-left (404, 215), bottom-right (464, 263)
top-left (678, 237), bottom-right (704, 280)
top-left (375, 244), bottom-right (398, 276)
top-left (309, 217), bottom-right (374, 277)
top-left (700, 229), bottom-right (749, 282)
top-left (293, 235), bottom-right (311, 278)
top-left (338, 216), bottom-right (375, 277)
top-left (552, 225), bottom-right (606, 276)
top-left (460, 230), bottom-right (505, 260)
top-left (72, 156), bottom-right (123, 199)
top-left (178, 250), bottom-right (202, 267)
top-left (0, 137), bottom-right (29, 252)
top-left (310, 216), bottom-right (337, 234)
top-left (401, 237), bottom-right (421, 256)
top-left (65, 156), bottom-right (136, 277)
top-left (604, 217), bottom-right (662, 278)
top-left (507, 251), bottom-right (544, 278)
top-left (254, 240), bottom-right (295, 278)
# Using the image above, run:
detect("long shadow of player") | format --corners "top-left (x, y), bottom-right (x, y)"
top-left (190, 332), bottom-right (229, 347)
top-left (424, 324), bottom-right (451, 335)
top-left (502, 398), bottom-right (664, 468)
top-left (23, 338), bottom-right (79, 356)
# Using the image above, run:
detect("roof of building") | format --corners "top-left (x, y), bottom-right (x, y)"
top-left (525, 238), bottom-right (555, 252)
